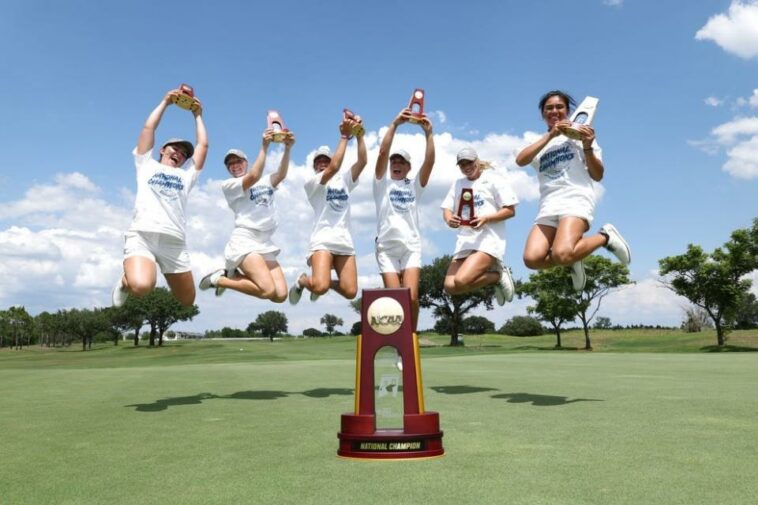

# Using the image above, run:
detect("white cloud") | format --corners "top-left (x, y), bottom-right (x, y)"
top-left (602, 0), bottom-right (624, 6)
top-left (695, 1), bottom-right (758, 59)
top-left (704, 96), bottom-right (723, 107)
top-left (749, 89), bottom-right (758, 108)
top-left (599, 278), bottom-right (689, 327)
top-left (723, 136), bottom-right (758, 178)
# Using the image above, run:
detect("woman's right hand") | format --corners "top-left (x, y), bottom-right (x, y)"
top-left (262, 128), bottom-right (274, 148)
top-left (392, 108), bottom-right (412, 127)
top-left (164, 89), bottom-right (181, 105)
top-left (446, 213), bottom-right (462, 229)
top-left (551, 119), bottom-right (572, 138)
top-left (339, 118), bottom-right (353, 138)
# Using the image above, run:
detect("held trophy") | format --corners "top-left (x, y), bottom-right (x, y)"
top-left (406, 88), bottom-right (426, 123)
top-left (171, 83), bottom-right (200, 112)
top-left (266, 110), bottom-right (291, 143)
top-left (343, 108), bottom-right (364, 137)
top-left (560, 96), bottom-right (599, 141)
top-left (337, 288), bottom-right (444, 460)
top-left (456, 188), bottom-right (475, 226)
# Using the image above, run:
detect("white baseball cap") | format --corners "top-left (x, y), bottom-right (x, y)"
top-left (224, 149), bottom-right (248, 165)
top-left (456, 147), bottom-right (478, 163)
top-left (390, 149), bottom-right (411, 163)
top-left (314, 145), bottom-right (332, 161)
top-left (162, 138), bottom-right (194, 158)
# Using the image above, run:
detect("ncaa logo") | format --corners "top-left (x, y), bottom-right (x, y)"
top-left (367, 297), bottom-right (404, 335)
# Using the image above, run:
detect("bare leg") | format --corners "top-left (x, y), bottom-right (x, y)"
top-left (551, 217), bottom-right (607, 266)
top-left (217, 254), bottom-right (277, 299)
top-left (164, 271), bottom-right (196, 306)
top-left (332, 254), bottom-right (358, 299)
top-left (444, 252), bottom-right (499, 295)
top-left (266, 261), bottom-right (288, 303)
top-left (400, 267), bottom-right (421, 332)
top-left (300, 250), bottom-right (333, 296)
top-left (523, 224), bottom-right (557, 270)
top-left (123, 256), bottom-right (157, 298)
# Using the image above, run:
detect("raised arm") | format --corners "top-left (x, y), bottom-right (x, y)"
top-left (318, 119), bottom-right (353, 185)
top-left (191, 99), bottom-right (209, 171)
top-left (350, 122), bottom-right (367, 183)
top-left (375, 109), bottom-right (411, 180)
top-left (417, 116), bottom-right (435, 187)
top-left (136, 89), bottom-right (178, 155)
top-left (514, 119), bottom-right (567, 167)
top-left (242, 130), bottom-right (273, 191)
top-left (271, 131), bottom-right (295, 188)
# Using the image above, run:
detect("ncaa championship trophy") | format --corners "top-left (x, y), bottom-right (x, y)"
top-left (343, 108), bottom-right (365, 138)
top-left (337, 288), bottom-right (444, 460)
top-left (456, 187), bottom-right (475, 226)
top-left (266, 110), bottom-right (291, 142)
top-left (171, 83), bottom-right (200, 112)
top-left (407, 88), bottom-right (426, 123)
top-left (560, 96), bottom-right (599, 141)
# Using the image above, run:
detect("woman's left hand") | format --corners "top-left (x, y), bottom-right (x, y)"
top-left (577, 125), bottom-right (596, 148)
top-left (471, 214), bottom-right (489, 229)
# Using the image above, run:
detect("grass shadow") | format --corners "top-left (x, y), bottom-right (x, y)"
top-left (701, 345), bottom-right (758, 352)
top-left (126, 393), bottom-right (220, 412)
top-left (300, 388), bottom-right (354, 398)
top-left (431, 385), bottom-right (499, 395)
top-left (512, 345), bottom-right (580, 351)
top-left (491, 392), bottom-right (603, 406)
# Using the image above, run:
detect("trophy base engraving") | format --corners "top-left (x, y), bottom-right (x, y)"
top-left (271, 131), bottom-right (291, 143)
top-left (408, 113), bottom-right (424, 124)
top-left (338, 412), bottom-right (444, 459)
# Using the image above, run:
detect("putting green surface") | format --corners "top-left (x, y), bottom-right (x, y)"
top-left (1, 347), bottom-right (757, 504)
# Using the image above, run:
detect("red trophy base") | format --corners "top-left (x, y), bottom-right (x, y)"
top-left (338, 412), bottom-right (444, 460)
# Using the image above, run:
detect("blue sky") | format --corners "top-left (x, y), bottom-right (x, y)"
top-left (1, 0), bottom-right (756, 334)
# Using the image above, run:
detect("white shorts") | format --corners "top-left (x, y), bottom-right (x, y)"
top-left (375, 245), bottom-right (421, 274)
top-left (124, 231), bottom-right (191, 274)
top-left (224, 227), bottom-right (280, 273)
top-left (534, 213), bottom-right (593, 228)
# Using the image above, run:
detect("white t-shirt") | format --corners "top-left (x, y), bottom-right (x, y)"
top-left (222, 174), bottom-right (278, 232)
top-left (304, 169), bottom-right (359, 254)
top-left (373, 174), bottom-right (424, 253)
top-left (530, 136), bottom-right (602, 217)
top-left (129, 148), bottom-right (199, 241)
top-left (440, 169), bottom-right (519, 260)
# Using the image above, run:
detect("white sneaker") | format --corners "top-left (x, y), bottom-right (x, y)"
top-left (599, 224), bottom-right (631, 265)
top-left (570, 261), bottom-right (586, 292)
top-left (199, 269), bottom-right (223, 290)
top-left (493, 266), bottom-right (515, 306)
top-left (288, 272), bottom-right (306, 305)
top-left (111, 277), bottom-right (128, 308)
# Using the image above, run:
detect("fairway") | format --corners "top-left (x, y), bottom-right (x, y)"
top-left (1, 345), bottom-right (757, 505)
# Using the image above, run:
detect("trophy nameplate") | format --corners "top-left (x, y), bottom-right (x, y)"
top-left (172, 83), bottom-right (199, 112)
top-left (267, 110), bottom-right (290, 143)
top-left (343, 108), bottom-right (364, 137)
top-left (407, 88), bottom-right (426, 124)
top-left (456, 188), bottom-right (475, 226)
top-left (337, 289), bottom-right (444, 460)
top-left (561, 96), bottom-right (598, 141)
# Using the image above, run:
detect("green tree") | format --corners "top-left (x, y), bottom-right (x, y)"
top-left (110, 296), bottom-right (148, 346)
top-left (659, 219), bottom-right (758, 346)
top-left (142, 288), bottom-right (199, 346)
top-left (574, 256), bottom-right (631, 350)
top-left (734, 292), bottom-right (758, 329)
top-left (462, 315), bottom-right (495, 334)
top-left (320, 313), bottom-right (343, 336)
top-left (593, 316), bottom-right (612, 330)
top-left (419, 255), bottom-right (495, 346)
top-left (518, 267), bottom-right (579, 348)
top-left (302, 327), bottom-right (324, 338)
top-left (61, 308), bottom-right (111, 351)
top-left (499, 316), bottom-right (544, 336)
top-left (254, 311), bottom-right (288, 341)
top-left (0, 306), bottom-right (34, 349)
top-left (350, 321), bottom-right (361, 336)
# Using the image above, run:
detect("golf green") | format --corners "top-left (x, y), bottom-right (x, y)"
top-left (1, 349), bottom-right (756, 504)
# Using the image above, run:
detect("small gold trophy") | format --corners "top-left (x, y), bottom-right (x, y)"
top-left (343, 108), bottom-right (365, 137)
top-left (407, 88), bottom-right (426, 124)
top-left (266, 110), bottom-right (290, 143)
top-left (560, 96), bottom-right (599, 141)
top-left (172, 84), bottom-right (199, 112)
top-left (456, 188), bottom-right (475, 226)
